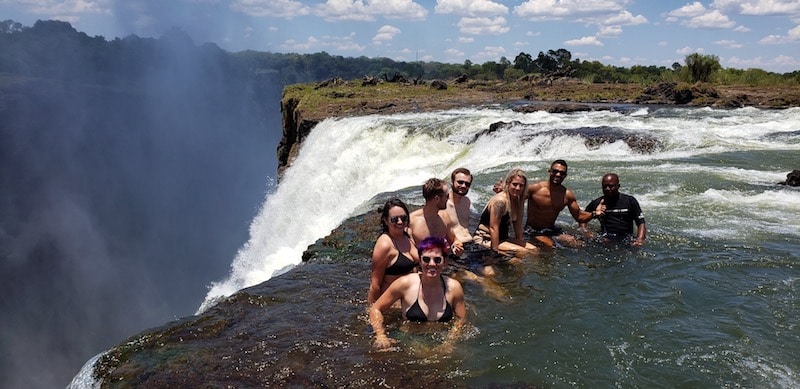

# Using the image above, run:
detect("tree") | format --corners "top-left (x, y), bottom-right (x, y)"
top-left (0, 19), bottom-right (23, 34)
top-left (513, 52), bottom-right (534, 73)
top-left (533, 48), bottom-right (573, 75)
top-left (684, 53), bottom-right (721, 83)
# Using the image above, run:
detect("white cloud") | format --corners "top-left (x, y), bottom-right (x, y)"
top-left (713, 39), bottom-right (743, 48)
top-left (658, 41), bottom-right (668, 47)
top-left (734, 25), bottom-right (751, 32)
top-left (315, 0), bottom-right (428, 22)
top-left (597, 25), bottom-right (622, 37)
top-left (434, 0), bottom-right (509, 17)
top-left (685, 10), bottom-right (736, 28)
top-left (21, 0), bottom-right (112, 15)
top-left (789, 24), bottom-right (800, 40)
top-left (757, 25), bottom-right (800, 44)
top-left (444, 47), bottom-right (465, 57)
top-left (667, 2), bottom-right (707, 18)
top-left (740, 0), bottom-right (800, 16)
top-left (759, 34), bottom-right (789, 44)
top-left (231, 0), bottom-right (310, 18)
top-left (725, 54), bottom-right (800, 71)
top-left (676, 46), bottom-right (704, 55)
top-left (280, 32), bottom-right (364, 52)
top-left (458, 36), bottom-right (475, 43)
top-left (514, 0), bottom-right (628, 19)
top-left (373, 24), bottom-right (401, 44)
top-left (281, 36), bottom-right (320, 51)
top-left (476, 45), bottom-right (506, 59)
top-left (565, 36), bottom-right (604, 46)
top-left (457, 16), bottom-right (510, 35)
top-left (603, 10), bottom-right (647, 25)
top-left (526, 31), bottom-right (540, 37)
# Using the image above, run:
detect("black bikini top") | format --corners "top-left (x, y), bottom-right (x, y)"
top-left (404, 275), bottom-right (454, 323)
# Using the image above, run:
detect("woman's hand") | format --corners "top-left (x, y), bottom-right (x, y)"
top-left (373, 333), bottom-right (398, 351)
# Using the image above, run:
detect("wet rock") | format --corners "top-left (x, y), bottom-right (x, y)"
top-left (474, 122), bottom-right (662, 154)
top-left (778, 170), bottom-right (800, 186)
top-left (513, 102), bottom-right (595, 113)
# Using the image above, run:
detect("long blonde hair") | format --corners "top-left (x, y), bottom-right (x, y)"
top-left (503, 168), bottom-right (528, 222)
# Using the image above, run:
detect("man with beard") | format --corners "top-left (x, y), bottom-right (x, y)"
top-left (526, 159), bottom-right (605, 248)
top-left (580, 173), bottom-right (647, 246)
top-left (445, 167), bottom-right (474, 245)
top-left (409, 177), bottom-right (464, 256)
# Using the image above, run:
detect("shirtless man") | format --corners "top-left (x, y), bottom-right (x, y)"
top-left (409, 178), bottom-right (464, 256)
top-left (445, 167), bottom-right (473, 245)
top-left (526, 159), bottom-right (605, 248)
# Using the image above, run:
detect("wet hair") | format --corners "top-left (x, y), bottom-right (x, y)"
top-left (551, 159), bottom-right (568, 169)
top-left (504, 168), bottom-right (528, 192)
top-left (417, 235), bottom-right (450, 256)
top-left (380, 198), bottom-right (409, 234)
top-left (422, 177), bottom-right (446, 200)
top-left (450, 167), bottom-right (472, 183)
top-left (503, 168), bottom-right (528, 222)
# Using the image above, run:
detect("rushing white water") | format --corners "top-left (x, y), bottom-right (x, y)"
top-left (199, 105), bottom-right (800, 313)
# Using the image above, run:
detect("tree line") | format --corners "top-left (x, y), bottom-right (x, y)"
top-left (1, 19), bottom-right (798, 88)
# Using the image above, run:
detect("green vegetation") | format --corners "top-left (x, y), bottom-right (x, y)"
top-left (1, 18), bottom-right (798, 91)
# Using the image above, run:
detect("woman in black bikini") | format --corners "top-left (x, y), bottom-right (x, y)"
top-left (368, 199), bottom-right (420, 304)
top-left (369, 236), bottom-right (467, 351)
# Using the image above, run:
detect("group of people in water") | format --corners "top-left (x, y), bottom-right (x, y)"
top-left (367, 160), bottom-right (647, 351)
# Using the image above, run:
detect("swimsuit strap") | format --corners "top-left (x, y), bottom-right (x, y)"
top-left (414, 274), bottom-right (442, 317)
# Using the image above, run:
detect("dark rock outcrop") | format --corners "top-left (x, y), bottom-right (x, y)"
top-left (778, 170), bottom-right (800, 186)
top-left (634, 82), bottom-right (723, 105)
top-left (474, 121), bottom-right (662, 154)
top-left (278, 97), bottom-right (318, 179)
top-left (88, 209), bottom-right (473, 387)
top-left (430, 80), bottom-right (448, 90)
top-left (514, 102), bottom-right (596, 113)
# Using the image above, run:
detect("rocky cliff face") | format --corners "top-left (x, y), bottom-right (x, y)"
top-left (276, 79), bottom-right (800, 175)
top-left (277, 96), bottom-right (319, 179)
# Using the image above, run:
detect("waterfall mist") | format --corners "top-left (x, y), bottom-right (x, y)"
top-left (0, 22), bottom-right (281, 388)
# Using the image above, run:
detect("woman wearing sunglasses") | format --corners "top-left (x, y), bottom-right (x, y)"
top-left (368, 198), bottom-right (420, 304)
top-left (369, 235), bottom-right (467, 351)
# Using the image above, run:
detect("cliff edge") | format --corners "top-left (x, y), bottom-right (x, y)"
top-left (278, 77), bottom-right (800, 176)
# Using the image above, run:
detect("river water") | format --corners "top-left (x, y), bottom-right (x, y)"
top-left (191, 104), bottom-right (800, 387)
top-left (73, 104), bottom-right (799, 387)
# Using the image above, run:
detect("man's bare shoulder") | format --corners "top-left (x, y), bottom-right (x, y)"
top-left (564, 187), bottom-right (578, 200)
top-left (528, 181), bottom-right (548, 195)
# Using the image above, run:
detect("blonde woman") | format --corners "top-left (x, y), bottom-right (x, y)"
top-left (473, 168), bottom-right (538, 258)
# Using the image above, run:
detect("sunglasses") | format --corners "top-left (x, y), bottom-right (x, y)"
top-left (456, 180), bottom-right (472, 187)
top-left (422, 256), bottom-right (444, 264)
top-left (550, 169), bottom-right (568, 176)
top-left (389, 215), bottom-right (408, 224)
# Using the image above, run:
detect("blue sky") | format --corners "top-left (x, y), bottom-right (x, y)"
top-left (2, 0), bottom-right (799, 72)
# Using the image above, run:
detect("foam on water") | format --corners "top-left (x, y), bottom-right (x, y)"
top-left (199, 105), bottom-right (800, 312)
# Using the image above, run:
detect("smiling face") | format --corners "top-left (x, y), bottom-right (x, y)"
top-left (452, 172), bottom-right (472, 196)
top-left (385, 205), bottom-right (408, 230)
top-left (601, 174), bottom-right (620, 199)
top-left (548, 162), bottom-right (568, 186)
top-left (506, 175), bottom-right (526, 199)
top-left (419, 247), bottom-right (445, 277)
